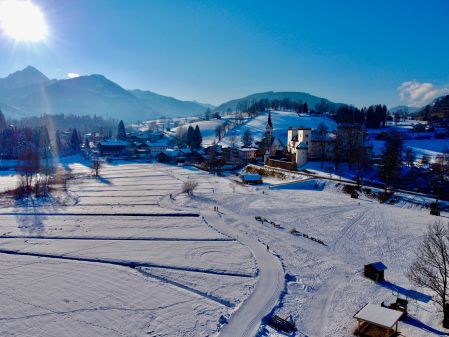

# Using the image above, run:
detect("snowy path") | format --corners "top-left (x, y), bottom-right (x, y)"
top-left (208, 211), bottom-right (284, 337)
top-left (160, 187), bottom-right (284, 337)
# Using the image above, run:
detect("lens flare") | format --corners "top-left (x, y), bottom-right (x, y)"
top-left (0, 0), bottom-right (48, 42)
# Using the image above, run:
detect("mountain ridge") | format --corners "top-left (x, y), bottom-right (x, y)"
top-left (0, 66), bottom-right (212, 121)
top-left (214, 91), bottom-right (345, 112)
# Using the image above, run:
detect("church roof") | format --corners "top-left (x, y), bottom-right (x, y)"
top-left (296, 142), bottom-right (308, 149)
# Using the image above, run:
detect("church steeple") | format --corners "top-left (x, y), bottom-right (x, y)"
top-left (267, 110), bottom-right (273, 128)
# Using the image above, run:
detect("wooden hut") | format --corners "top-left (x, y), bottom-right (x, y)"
top-left (354, 303), bottom-right (403, 337)
top-left (364, 262), bottom-right (387, 282)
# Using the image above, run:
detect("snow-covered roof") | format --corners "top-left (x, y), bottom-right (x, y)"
top-left (162, 149), bottom-right (179, 157)
top-left (354, 303), bottom-right (402, 328)
top-left (146, 140), bottom-right (168, 147)
top-left (239, 147), bottom-right (258, 152)
top-left (242, 174), bottom-right (261, 181)
top-left (369, 262), bottom-right (387, 272)
top-left (99, 140), bottom-right (128, 147)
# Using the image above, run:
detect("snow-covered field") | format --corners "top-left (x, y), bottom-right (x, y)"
top-left (0, 161), bottom-right (446, 337)
top-left (0, 163), bottom-right (257, 337)
top-left (172, 111), bottom-right (336, 148)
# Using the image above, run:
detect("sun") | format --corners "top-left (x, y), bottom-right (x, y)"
top-left (0, 0), bottom-right (48, 42)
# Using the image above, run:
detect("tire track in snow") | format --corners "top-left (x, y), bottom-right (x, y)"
top-left (0, 248), bottom-right (256, 278)
top-left (0, 235), bottom-right (235, 242)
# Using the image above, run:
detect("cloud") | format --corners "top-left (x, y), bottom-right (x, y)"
top-left (67, 72), bottom-right (80, 79)
top-left (398, 80), bottom-right (449, 107)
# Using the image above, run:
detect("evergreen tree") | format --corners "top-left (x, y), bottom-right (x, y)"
top-left (186, 125), bottom-right (195, 148)
top-left (0, 109), bottom-right (6, 130)
top-left (117, 120), bottom-right (127, 141)
top-left (193, 125), bottom-right (202, 149)
top-left (54, 130), bottom-right (63, 156)
top-left (70, 128), bottom-right (81, 153)
top-left (84, 137), bottom-right (91, 149)
top-left (303, 102), bottom-right (309, 113)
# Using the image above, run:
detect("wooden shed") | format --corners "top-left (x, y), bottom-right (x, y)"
top-left (364, 262), bottom-right (387, 282)
top-left (354, 303), bottom-right (403, 337)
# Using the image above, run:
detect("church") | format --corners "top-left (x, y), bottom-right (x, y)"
top-left (259, 110), bottom-right (284, 162)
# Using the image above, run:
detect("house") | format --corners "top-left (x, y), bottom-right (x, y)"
top-left (146, 139), bottom-right (168, 157)
top-left (354, 303), bottom-right (402, 337)
top-left (241, 173), bottom-right (262, 184)
top-left (157, 149), bottom-right (180, 164)
top-left (238, 147), bottom-right (258, 163)
top-left (98, 140), bottom-right (128, 156)
top-left (364, 262), bottom-right (387, 282)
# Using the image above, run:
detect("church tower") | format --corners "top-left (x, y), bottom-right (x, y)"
top-left (265, 110), bottom-right (273, 139)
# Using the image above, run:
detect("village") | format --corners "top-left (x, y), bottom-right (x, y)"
top-left (1, 1), bottom-right (449, 336)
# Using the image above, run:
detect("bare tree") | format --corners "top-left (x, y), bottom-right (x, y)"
top-left (241, 129), bottom-right (254, 147)
top-left (316, 122), bottom-right (329, 169)
top-left (408, 221), bottom-right (449, 328)
top-left (215, 124), bottom-right (224, 141)
top-left (17, 145), bottom-right (40, 192)
top-left (92, 158), bottom-right (102, 177)
top-left (404, 147), bottom-right (416, 167)
top-left (182, 180), bottom-right (199, 196)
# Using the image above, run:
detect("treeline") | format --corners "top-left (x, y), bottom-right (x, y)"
top-left (0, 124), bottom-right (83, 159)
top-left (7, 113), bottom-right (117, 135)
top-left (335, 104), bottom-right (387, 128)
top-left (237, 98), bottom-right (310, 117)
top-left (235, 98), bottom-right (388, 128)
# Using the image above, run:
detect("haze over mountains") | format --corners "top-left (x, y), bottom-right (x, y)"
top-left (0, 66), bottom-right (212, 121)
top-left (1, 66), bottom-right (347, 122)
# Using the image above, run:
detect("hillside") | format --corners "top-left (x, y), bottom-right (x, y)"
top-left (130, 89), bottom-right (211, 119)
top-left (214, 91), bottom-right (344, 113)
top-left (220, 110), bottom-right (336, 147)
top-left (0, 66), bottom-right (210, 121)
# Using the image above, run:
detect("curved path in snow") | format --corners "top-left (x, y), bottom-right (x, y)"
top-left (206, 210), bottom-right (284, 337)
top-left (159, 175), bottom-right (284, 337)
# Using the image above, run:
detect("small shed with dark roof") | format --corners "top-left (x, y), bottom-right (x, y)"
top-left (364, 262), bottom-right (387, 282)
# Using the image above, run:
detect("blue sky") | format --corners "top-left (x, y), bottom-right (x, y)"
top-left (0, 0), bottom-right (448, 108)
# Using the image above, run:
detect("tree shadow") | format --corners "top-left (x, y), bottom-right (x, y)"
top-left (14, 197), bottom-right (48, 235)
top-left (94, 175), bottom-right (112, 185)
top-left (403, 315), bottom-right (449, 336)
top-left (379, 280), bottom-right (432, 303)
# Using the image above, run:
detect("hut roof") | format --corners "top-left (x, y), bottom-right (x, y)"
top-left (370, 262), bottom-right (387, 272)
top-left (354, 303), bottom-right (402, 329)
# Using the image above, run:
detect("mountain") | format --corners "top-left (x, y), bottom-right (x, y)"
top-left (214, 91), bottom-right (344, 112)
top-left (129, 89), bottom-right (213, 119)
top-left (388, 105), bottom-right (421, 114)
top-left (0, 66), bottom-right (211, 121)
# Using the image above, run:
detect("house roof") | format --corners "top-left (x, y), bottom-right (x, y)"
top-left (99, 140), bottom-right (128, 147)
top-left (354, 303), bottom-right (402, 329)
top-left (369, 262), bottom-right (387, 272)
top-left (242, 174), bottom-right (261, 181)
